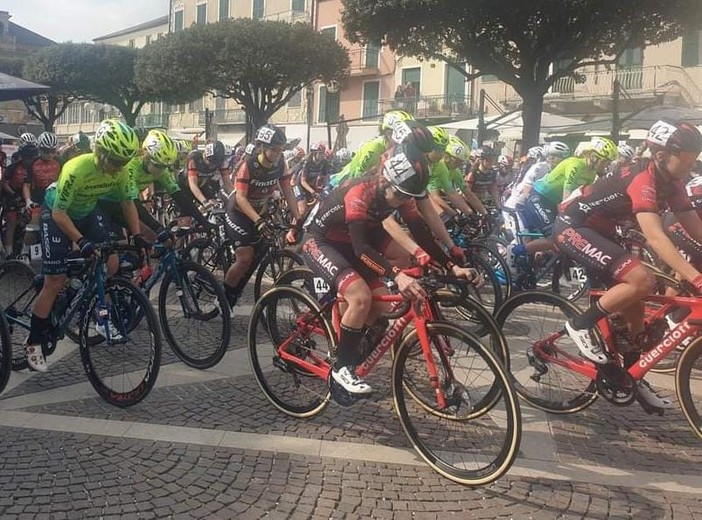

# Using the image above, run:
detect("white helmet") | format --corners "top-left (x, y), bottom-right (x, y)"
top-left (527, 146), bottom-right (544, 160)
top-left (20, 132), bottom-right (37, 146)
top-left (545, 141), bottom-right (570, 158)
top-left (497, 154), bottom-right (510, 167)
top-left (37, 131), bottom-right (58, 150)
top-left (617, 143), bottom-right (635, 161)
top-left (335, 148), bottom-right (352, 164)
top-left (283, 149), bottom-right (295, 162)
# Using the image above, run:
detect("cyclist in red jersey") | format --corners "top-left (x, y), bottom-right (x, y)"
top-left (555, 120), bottom-right (702, 413)
top-left (24, 132), bottom-right (61, 233)
top-left (2, 143), bottom-right (39, 256)
top-left (302, 146), bottom-right (476, 395)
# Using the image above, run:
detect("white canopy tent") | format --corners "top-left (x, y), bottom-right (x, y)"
top-left (443, 111), bottom-right (583, 139)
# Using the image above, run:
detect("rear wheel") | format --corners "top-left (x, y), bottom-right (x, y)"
top-left (0, 261), bottom-right (37, 371)
top-left (675, 337), bottom-right (702, 440)
top-left (0, 306), bottom-right (13, 394)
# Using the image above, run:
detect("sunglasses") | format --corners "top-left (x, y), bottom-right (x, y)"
top-left (105, 156), bottom-right (130, 168)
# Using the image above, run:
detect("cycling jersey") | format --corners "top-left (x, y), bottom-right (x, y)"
top-left (328, 136), bottom-right (386, 188)
top-left (533, 157), bottom-right (595, 208)
top-left (3, 161), bottom-right (28, 192)
top-left (301, 158), bottom-right (332, 192)
top-left (466, 166), bottom-right (497, 200)
top-left (26, 157), bottom-right (61, 203)
top-left (102, 157), bottom-right (180, 202)
top-left (428, 160), bottom-right (466, 193)
top-left (44, 153), bottom-right (131, 220)
top-left (179, 150), bottom-right (229, 189)
top-left (232, 153), bottom-right (290, 212)
top-left (504, 161), bottom-right (551, 210)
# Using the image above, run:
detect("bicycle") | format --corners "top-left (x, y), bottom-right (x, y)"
top-left (248, 267), bottom-right (521, 486)
top-left (118, 228), bottom-right (231, 369)
top-left (1, 243), bottom-right (162, 407)
top-left (495, 273), bottom-right (702, 440)
top-left (0, 304), bottom-right (12, 394)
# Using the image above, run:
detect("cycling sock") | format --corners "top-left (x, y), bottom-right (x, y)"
top-left (27, 314), bottom-right (53, 345)
top-left (335, 324), bottom-right (364, 369)
top-left (571, 300), bottom-right (608, 330)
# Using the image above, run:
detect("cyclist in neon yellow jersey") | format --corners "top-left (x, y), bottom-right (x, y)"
top-left (427, 135), bottom-right (481, 219)
top-left (25, 120), bottom-right (143, 373)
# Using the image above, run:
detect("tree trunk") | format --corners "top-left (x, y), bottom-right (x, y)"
top-left (520, 90), bottom-right (545, 150)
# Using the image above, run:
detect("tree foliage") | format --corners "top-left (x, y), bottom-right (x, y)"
top-left (342, 0), bottom-right (702, 146)
top-left (137, 18), bottom-right (350, 134)
top-left (0, 56), bottom-right (25, 77)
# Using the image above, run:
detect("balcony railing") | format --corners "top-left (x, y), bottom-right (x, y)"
top-left (198, 109), bottom-right (246, 126)
top-left (347, 47), bottom-right (380, 75)
top-left (376, 95), bottom-right (474, 119)
top-left (260, 9), bottom-right (310, 24)
top-left (135, 113), bottom-right (170, 128)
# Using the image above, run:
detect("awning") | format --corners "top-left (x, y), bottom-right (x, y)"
top-left (0, 72), bottom-right (51, 101)
top-left (216, 132), bottom-right (245, 146)
top-left (0, 130), bottom-right (18, 140)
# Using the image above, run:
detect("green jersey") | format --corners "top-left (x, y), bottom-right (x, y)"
top-left (532, 157), bottom-right (595, 207)
top-left (102, 157), bottom-right (180, 202)
top-left (45, 153), bottom-right (131, 220)
top-left (329, 136), bottom-right (386, 188)
top-left (428, 160), bottom-right (466, 193)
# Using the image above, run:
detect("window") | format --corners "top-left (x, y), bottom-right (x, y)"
top-left (288, 89), bottom-right (302, 107)
top-left (401, 67), bottom-right (421, 95)
top-left (445, 62), bottom-right (466, 103)
top-left (128, 39), bottom-right (135, 48)
top-left (552, 59), bottom-right (574, 94)
top-left (157, 33), bottom-right (163, 40)
top-left (481, 74), bottom-right (498, 83)
top-left (196, 3), bottom-right (207, 24)
top-left (318, 85), bottom-right (340, 124)
top-left (219, 0), bottom-right (230, 20)
top-left (682, 30), bottom-right (702, 67)
top-left (189, 97), bottom-right (204, 113)
top-left (215, 93), bottom-right (226, 111)
top-left (253, 0), bottom-right (265, 20)
top-left (145, 35), bottom-right (151, 45)
top-left (173, 9), bottom-right (184, 32)
top-left (320, 26), bottom-right (336, 39)
top-left (365, 41), bottom-right (380, 69)
top-left (362, 81), bottom-right (380, 118)
top-left (292, 0), bottom-right (305, 12)
top-left (617, 47), bottom-right (643, 90)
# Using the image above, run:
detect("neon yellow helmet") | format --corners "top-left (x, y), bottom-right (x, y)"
top-left (589, 137), bottom-right (617, 161)
top-left (427, 126), bottom-right (450, 151)
top-left (143, 130), bottom-right (177, 167)
top-left (381, 110), bottom-right (414, 132)
top-left (445, 135), bottom-right (469, 161)
top-left (94, 120), bottom-right (139, 161)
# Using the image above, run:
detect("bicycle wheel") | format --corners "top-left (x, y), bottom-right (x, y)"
top-left (550, 256), bottom-right (590, 303)
top-left (675, 336), bottom-right (702, 440)
top-left (0, 306), bottom-right (13, 394)
top-left (0, 260), bottom-right (37, 371)
top-left (253, 249), bottom-right (305, 302)
top-left (461, 253), bottom-right (503, 316)
top-left (496, 291), bottom-right (599, 413)
top-left (79, 278), bottom-right (162, 407)
top-left (467, 241), bottom-right (512, 301)
top-left (184, 238), bottom-right (231, 277)
top-left (248, 285), bottom-right (332, 417)
top-left (392, 322), bottom-right (521, 486)
top-left (158, 261), bottom-right (230, 369)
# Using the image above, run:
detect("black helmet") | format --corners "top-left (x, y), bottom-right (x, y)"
top-left (19, 142), bottom-right (39, 160)
top-left (255, 124), bottom-right (287, 147)
top-left (382, 148), bottom-right (429, 198)
top-left (203, 140), bottom-right (225, 165)
top-left (480, 146), bottom-right (497, 159)
top-left (392, 120), bottom-right (435, 154)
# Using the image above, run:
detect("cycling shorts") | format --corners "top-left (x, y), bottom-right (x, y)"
top-left (223, 201), bottom-right (259, 248)
top-left (40, 206), bottom-right (110, 275)
top-left (520, 193), bottom-right (556, 236)
top-left (554, 216), bottom-right (640, 284)
top-left (301, 232), bottom-right (392, 295)
top-left (662, 212), bottom-right (702, 268)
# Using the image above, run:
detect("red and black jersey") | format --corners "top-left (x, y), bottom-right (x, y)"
top-left (560, 159), bottom-right (692, 235)
top-left (26, 157), bottom-right (61, 192)
top-left (309, 177), bottom-right (421, 244)
top-left (467, 166), bottom-right (498, 197)
top-left (301, 158), bottom-right (332, 191)
top-left (179, 150), bottom-right (230, 188)
top-left (233, 153), bottom-right (289, 211)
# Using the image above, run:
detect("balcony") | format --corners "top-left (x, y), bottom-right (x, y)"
top-left (260, 9), bottom-right (310, 24)
top-left (347, 48), bottom-right (381, 77)
top-left (198, 109), bottom-right (246, 126)
top-left (135, 113), bottom-right (169, 129)
top-left (376, 95), bottom-right (474, 120)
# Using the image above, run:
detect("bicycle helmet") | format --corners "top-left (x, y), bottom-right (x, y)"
top-left (589, 136), bottom-right (618, 161)
top-left (382, 150), bottom-right (429, 198)
top-left (18, 143), bottom-right (39, 160)
top-left (19, 132), bottom-right (37, 146)
top-left (381, 110), bottom-right (414, 132)
top-left (479, 145), bottom-right (498, 159)
top-left (497, 155), bottom-right (510, 168)
top-left (526, 146), bottom-right (544, 160)
top-left (255, 124), bottom-right (286, 147)
top-left (545, 141), bottom-right (570, 159)
top-left (686, 176), bottom-right (702, 206)
top-left (203, 140), bottom-right (225, 165)
top-left (94, 120), bottom-right (139, 161)
top-left (142, 130), bottom-right (177, 167)
top-left (391, 120), bottom-right (435, 153)
top-left (310, 141), bottom-right (326, 153)
top-left (445, 135), bottom-right (469, 162)
top-left (37, 131), bottom-right (58, 150)
top-left (646, 120), bottom-right (702, 154)
top-left (293, 146), bottom-right (305, 159)
top-left (283, 150), bottom-right (295, 162)
top-left (335, 147), bottom-right (352, 164)
top-left (70, 131), bottom-right (91, 152)
top-left (617, 143), bottom-right (636, 161)
top-left (427, 126), bottom-right (450, 151)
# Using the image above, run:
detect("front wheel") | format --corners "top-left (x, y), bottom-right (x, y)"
top-left (392, 322), bottom-right (521, 486)
top-left (253, 249), bottom-right (305, 302)
top-left (158, 261), bottom-right (230, 369)
top-left (675, 336), bottom-right (702, 440)
top-left (79, 278), bottom-right (162, 407)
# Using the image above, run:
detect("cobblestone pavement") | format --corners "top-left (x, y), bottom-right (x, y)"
top-left (0, 294), bottom-right (701, 519)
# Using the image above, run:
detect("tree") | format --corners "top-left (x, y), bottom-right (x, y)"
top-left (136, 18), bottom-right (349, 137)
top-left (0, 56), bottom-right (25, 77)
top-left (342, 0), bottom-right (702, 147)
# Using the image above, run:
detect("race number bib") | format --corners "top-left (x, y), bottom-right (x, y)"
top-left (313, 277), bottom-right (330, 294)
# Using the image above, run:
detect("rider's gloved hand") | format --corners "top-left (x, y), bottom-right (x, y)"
top-left (255, 219), bottom-right (274, 240)
top-left (155, 227), bottom-right (173, 244)
top-left (77, 237), bottom-right (97, 258)
top-left (449, 245), bottom-right (467, 266)
top-left (131, 233), bottom-right (152, 252)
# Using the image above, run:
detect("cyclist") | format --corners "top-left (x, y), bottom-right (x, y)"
top-left (24, 132), bottom-right (61, 236)
top-left (427, 135), bottom-right (478, 219)
top-left (178, 139), bottom-right (231, 210)
top-left (222, 124), bottom-right (301, 307)
top-left (466, 146), bottom-right (502, 211)
top-left (555, 120), bottom-right (702, 413)
top-left (662, 175), bottom-right (702, 270)
top-left (608, 143), bottom-right (636, 177)
top-left (301, 146), bottom-right (476, 395)
top-left (24, 120), bottom-right (143, 373)
top-left (58, 131), bottom-right (91, 166)
top-left (299, 142), bottom-right (333, 200)
top-left (2, 142), bottom-right (39, 257)
top-left (333, 147), bottom-right (353, 172)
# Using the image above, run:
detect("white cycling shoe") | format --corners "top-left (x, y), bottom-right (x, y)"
top-left (565, 321), bottom-right (608, 364)
top-left (636, 379), bottom-right (673, 414)
top-left (331, 366), bottom-right (373, 395)
top-left (25, 344), bottom-right (48, 373)
top-left (96, 321), bottom-right (123, 341)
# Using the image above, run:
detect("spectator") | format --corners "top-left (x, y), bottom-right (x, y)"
top-left (404, 82), bottom-right (417, 113)
top-left (334, 114), bottom-right (349, 151)
top-left (394, 85), bottom-right (405, 109)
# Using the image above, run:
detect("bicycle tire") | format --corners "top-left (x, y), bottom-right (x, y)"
top-left (0, 305), bottom-right (13, 394)
top-left (495, 291), bottom-right (599, 413)
top-left (460, 252), bottom-right (503, 316)
top-left (184, 237), bottom-right (231, 276)
top-left (550, 256), bottom-right (590, 303)
top-left (392, 321), bottom-right (521, 486)
top-left (467, 241), bottom-right (512, 301)
top-left (0, 260), bottom-right (37, 371)
top-left (158, 260), bottom-right (230, 369)
top-left (248, 285), bottom-right (332, 418)
top-left (253, 248), bottom-right (305, 302)
top-left (675, 336), bottom-right (702, 441)
top-left (79, 277), bottom-right (162, 407)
